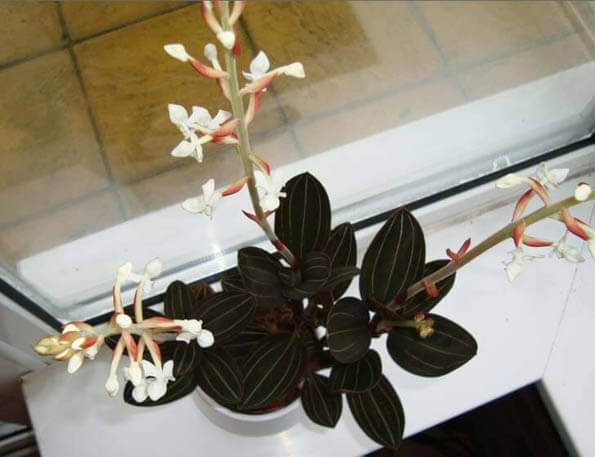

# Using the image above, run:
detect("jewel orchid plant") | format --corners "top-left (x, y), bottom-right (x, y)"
top-left (33, 1), bottom-right (595, 451)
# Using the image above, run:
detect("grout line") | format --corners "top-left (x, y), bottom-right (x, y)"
top-left (55, 2), bottom-right (128, 221)
top-left (0, 43), bottom-right (69, 72)
top-left (406, 1), bottom-right (470, 101)
top-left (69, 2), bottom-right (195, 45)
top-left (238, 16), bottom-right (308, 158)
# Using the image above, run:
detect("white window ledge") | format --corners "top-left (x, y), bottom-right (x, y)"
top-left (21, 169), bottom-right (595, 457)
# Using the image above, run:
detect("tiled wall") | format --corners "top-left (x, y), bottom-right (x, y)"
top-left (0, 1), bottom-right (593, 270)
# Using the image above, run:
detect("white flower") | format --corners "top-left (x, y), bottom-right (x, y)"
top-left (175, 319), bottom-right (215, 348)
top-left (503, 247), bottom-right (542, 282)
top-left (552, 232), bottom-right (585, 263)
top-left (191, 106), bottom-right (232, 131)
top-left (117, 259), bottom-right (162, 294)
top-left (123, 361), bottom-right (143, 386)
top-left (575, 183), bottom-right (592, 201)
top-left (182, 179), bottom-right (222, 219)
top-left (67, 351), bottom-right (85, 374)
top-left (537, 163), bottom-right (568, 189)
top-left (164, 43), bottom-right (191, 62)
top-left (254, 171), bottom-right (286, 212)
top-left (216, 31), bottom-right (236, 50)
top-left (105, 374), bottom-right (119, 397)
top-left (115, 313), bottom-right (133, 329)
top-left (496, 173), bottom-right (525, 189)
top-left (243, 51), bottom-right (271, 82)
top-left (242, 51), bottom-right (305, 91)
top-left (204, 43), bottom-right (218, 61)
top-left (140, 360), bottom-right (175, 402)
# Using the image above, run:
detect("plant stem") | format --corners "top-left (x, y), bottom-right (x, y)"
top-left (221, 2), bottom-right (296, 266)
top-left (401, 193), bottom-right (595, 305)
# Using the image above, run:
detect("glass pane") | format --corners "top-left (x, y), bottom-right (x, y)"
top-left (1, 1), bottom-right (594, 321)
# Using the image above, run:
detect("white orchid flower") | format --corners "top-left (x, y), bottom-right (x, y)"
top-left (575, 183), bottom-right (592, 201)
top-left (241, 51), bottom-right (304, 94)
top-left (536, 163), bottom-right (568, 189)
top-left (243, 51), bottom-right (271, 83)
top-left (503, 247), bottom-right (543, 282)
top-left (254, 170), bottom-right (286, 212)
top-left (175, 319), bottom-right (215, 347)
top-left (140, 360), bottom-right (175, 402)
top-left (551, 232), bottom-right (585, 263)
top-left (118, 259), bottom-right (162, 295)
top-left (182, 179), bottom-right (222, 219)
top-left (191, 106), bottom-right (232, 131)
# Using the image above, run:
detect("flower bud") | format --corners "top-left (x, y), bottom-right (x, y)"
top-left (105, 375), bottom-right (119, 397)
top-left (163, 44), bottom-right (191, 63)
top-left (575, 183), bottom-right (592, 202)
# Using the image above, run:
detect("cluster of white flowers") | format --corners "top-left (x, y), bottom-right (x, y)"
top-left (164, 27), bottom-right (304, 220)
top-left (498, 163), bottom-right (593, 282)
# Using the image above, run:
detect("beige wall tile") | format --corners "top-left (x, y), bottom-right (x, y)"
top-left (0, 2), bottom-right (63, 64)
top-left (295, 79), bottom-right (465, 157)
top-left (0, 192), bottom-right (123, 266)
top-left (242, 1), bottom-right (443, 123)
top-left (119, 127), bottom-right (301, 218)
top-left (0, 50), bottom-right (109, 227)
top-left (421, 1), bottom-right (574, 67)
top-left (458, 34), bottom-right (593, 100)
top-left (62, 1), bottom-right (185, 40)
top-left (74, 5), bottom-right (285, 184)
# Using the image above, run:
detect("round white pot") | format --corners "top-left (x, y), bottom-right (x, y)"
top-left (193, 386), bottom-right (302, 436)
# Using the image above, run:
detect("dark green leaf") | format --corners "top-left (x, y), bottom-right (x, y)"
top-left (360, 209), bottom-right (425, 306)
top-left (327, 297), bottom-right (371, 363)
top-left (193, 292), bottom-right (255, 344)
top-left (196, 347), bottom-right (243, 405)
top-left (223, 325), bottom-right (271, 361)
top-left (301, 374), bottom-right (342, 427)
top-left (192, 283), bottom-right (215, 305)
top-left (387, 314), bottom-right (477, 377)
top-left (324, 223), bottom-right (357, 298)
top-left (401, 260), bottom-right (456, 318)
top-left (164, 280), bottom-right (195, 319)
top-left (221, 274), bottom-right (246, 293)
top-left (347, 375), bottom-right (405, 449)
top-left (241, 333), bottom-right (305, 410)
top-left (283, 252), bottom-right (331, 299)
top-left (172, 341), bottom-right (199, 377)
top-left (124, 373), bottom-right (197, 407)
top-left (238, 247), bottom-right (285, 309)
top-left (323, 266), bottom-right (360, 294)
top-left (274, 173), bottom-right (331, 259)
top-left (330, 349), bottom-right (381, 393)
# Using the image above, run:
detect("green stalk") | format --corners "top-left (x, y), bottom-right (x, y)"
top-left (403, 192), bottom-right (595, 303)
top-left (221, 2), bottom-right (296, 265)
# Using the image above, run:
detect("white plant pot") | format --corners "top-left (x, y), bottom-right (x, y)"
top-left (193, 386), bottom-right (302, 436)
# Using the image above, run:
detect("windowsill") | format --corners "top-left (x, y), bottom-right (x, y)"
top-left (14, 61), bottom-right (595, 322)
top-left (22, 170), bottom-right (595, 457)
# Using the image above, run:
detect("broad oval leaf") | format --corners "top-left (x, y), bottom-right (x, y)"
top-left (283, 252), bottom-right (331, 300)
top-left (172, 341), bottom-right (199, 378)
top-left (223, 325), bottom-right (271, 361)
top-left (301, 374), bottom-right (342, 428)
top-left (193, 292), bottom-right (255, 344)
top-left (240, 333), bottom-right (305, 410)
top-left (191, 283), bottom-right (215, 305)
top-left (330, 349), bottom-right (381, 393)
top-left (221, 273), bottom-right (246, 294)
top-left (347, 375), bottom-right (405, 449)
top-left (387, 314), bottom-right (477, 377)
top-left (324, 223), bottom-right (357, 298)
top-left (164, 280), bottom-right (195, 319)
top-left (401, 260), bottom-right (456, 318)
top-left (360, 209), bottom-right (425, 306)
top-left (274, 173), bottom-right (331, 259)
top-left (238, 247), bottom-right (285, 309)
top-left (196, 347), bottom-right (243, 405)
top-left (327, 297), bottom-right (371, 364)
top-left (124, 373), bottom-right (197, 407)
